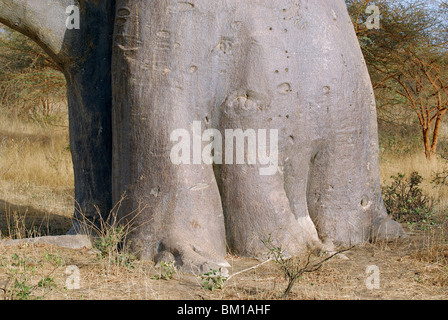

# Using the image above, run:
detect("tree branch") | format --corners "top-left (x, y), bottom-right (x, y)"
top-left (0, 0), bottom-right (76, 65)
top-left (225, 258), bottom-right (274, 283)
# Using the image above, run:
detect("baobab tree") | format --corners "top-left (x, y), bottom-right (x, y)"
top-left (0, 0), bottom-right (405, 274)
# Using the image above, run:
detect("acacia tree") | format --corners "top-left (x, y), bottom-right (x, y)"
top-left (0, 25), bottom-right (66, 118)
top-left (348, 0), bottom-right (448, 160)
top-left (0, 0), bottom-right (404, 273)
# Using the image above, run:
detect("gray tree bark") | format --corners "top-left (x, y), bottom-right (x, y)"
top-left (0, 0), bottom-right (405, 274)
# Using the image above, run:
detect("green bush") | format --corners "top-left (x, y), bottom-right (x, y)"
top-left (199, 268), bottom-right (228, 291)
top-left (382, 172), bottom-right (435, 227)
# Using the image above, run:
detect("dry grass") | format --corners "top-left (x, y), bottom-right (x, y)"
top-left (0, 112), bottom-right (73, 189)
top-left (0, 107), bottom-right (74, 238)
top-left (407, 228), bottom-right (448, 288)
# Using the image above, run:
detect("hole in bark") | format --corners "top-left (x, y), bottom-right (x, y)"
top-left (117, 8), bottom-right (131, 17)
top-left (189, 65), bottom-right (198, 73)
top-left (277, 82), bottom-right (292, 94)
top-left (361, 196), bottom-right (370, 207)
top-left (231, 21), bottom-right (242, 30)
top-left (310, 151), bottom-right (319, 164)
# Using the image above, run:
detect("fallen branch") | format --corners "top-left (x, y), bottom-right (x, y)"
top-left (225, 258), bottom-right (274, 283)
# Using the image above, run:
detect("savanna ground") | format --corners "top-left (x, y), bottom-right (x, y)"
top-left (0, 103), bottom-right (447, 300)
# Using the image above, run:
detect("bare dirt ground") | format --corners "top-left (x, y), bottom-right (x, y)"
top-left (0, 223), bottom-right (446, 300)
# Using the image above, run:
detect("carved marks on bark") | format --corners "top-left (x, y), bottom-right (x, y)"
top-left (114, 6), bottom-right (142, 63)
top-left (152, 30), bottom-right (173, 75)
top-left (223, 90), bottom-right (268, 118)
top-left (212, 37), bottom-right (235, 56)
top-left (281, 1), bottom-right (307, 29)
top-left (114, 5), bottom-right (175, 75)
top-left (167, 1), bottom-right (195, 14)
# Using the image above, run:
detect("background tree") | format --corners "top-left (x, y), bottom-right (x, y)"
top-left (0, 25), bottom-right (66, 121)
top-left (347, 0), bottom-right (448, 160)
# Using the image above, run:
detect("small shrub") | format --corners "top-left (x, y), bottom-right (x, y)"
top-left (382, 172), bottom-right (435, 227)
top-left (153, 261), bottom-right (176, 281)
top-left (43, 252), bottom-right (65, 267)
top-left (37, 277), bottom-right (56, 289)
top-left (74, 195), bottom-right (145, 273)
top-left (12, 279), bottom-right (34, 300)
top-left (199, 268), bottom-right (228, 291)
top-left (432, 169), bottom-right (448, 187)
top-left (261, 236), bottom-right (351, 298)
top-left (94, 225), bottom-right (135, 270)
top-left (0, 254), bottom-right (51, 300)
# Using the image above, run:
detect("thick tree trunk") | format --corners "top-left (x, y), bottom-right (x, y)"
top-left (111, 1), bottom-right (229, 273)
top-left (111, 0), bottom-right (405, 273)
top-left (64, 1), bottom-right (115, 231)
